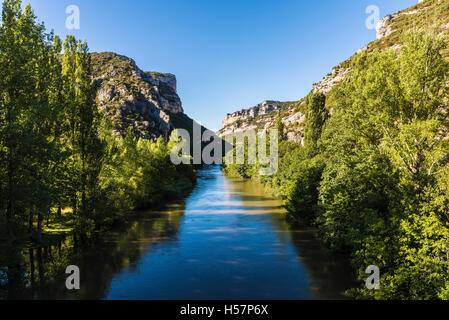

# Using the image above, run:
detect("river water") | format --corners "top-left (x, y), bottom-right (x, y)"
top-left (1, 165), bottom-right (357, 300)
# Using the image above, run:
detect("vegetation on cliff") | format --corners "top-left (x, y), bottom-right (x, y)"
top-left (221, 0), bottom-right (449, 146)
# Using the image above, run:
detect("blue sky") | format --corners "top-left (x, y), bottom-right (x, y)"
top-left (20, 0), bottom-right (417, 130)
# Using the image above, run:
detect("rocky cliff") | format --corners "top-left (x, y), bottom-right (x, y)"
top-left (219, 0), bottom-right (449, 143)
top-left (218, 100), bottom-right (305, 143)
top-left (219, 101), bottom-right (284, 136)
top-left (91, 52), bottom-right (192, 140)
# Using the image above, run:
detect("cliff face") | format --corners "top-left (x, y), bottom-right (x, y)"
top-left (219, 101), bottom-right (283, 136)
top-left (91, 52), bottom-right (186, 140)
top-left (218, 100), bottom-right (305, 143)
top-left (219, 0), bottom-right (449, 143)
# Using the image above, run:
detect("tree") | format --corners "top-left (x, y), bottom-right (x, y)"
top-left (275, 111), bottom-right (286, 141)
top-left (62, 35), bottom-right (104, 231)
top-left (303, 91), bottom-right (327, 153)
top-left (0, 0), bottom-right (62, 239)
top-left (318, 28), bottom-right (449, 299)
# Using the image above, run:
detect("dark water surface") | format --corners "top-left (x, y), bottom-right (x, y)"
top-left (1, 165), bottom-right (357, 299)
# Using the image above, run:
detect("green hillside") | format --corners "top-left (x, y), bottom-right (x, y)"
top-left (222, 0), bottom-right (449, 300)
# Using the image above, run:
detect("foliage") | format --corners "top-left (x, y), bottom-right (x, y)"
top-left (0, 0), bottom-right (196, 243)
top-left (303, 91), bottom-right (327, 153)
top-left (223, 28), bottom-right (449, 300)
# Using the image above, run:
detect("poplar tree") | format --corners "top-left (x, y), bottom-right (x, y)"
top-left (303, 91), bottom-right (326, 152)
top-left (62, 36), bottom-right (103, 230)
top-left (0, 0), bottom-right (60, 238)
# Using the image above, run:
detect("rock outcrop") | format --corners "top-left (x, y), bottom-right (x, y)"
top-left (219, 101), bottom-right (284, 136)
top-left (91, 52), bottom-right (185, 140)
top-left (376, 2), bottom-right (429, 40)
top-left (312, 67), bottom-right (350, 94)
top-left (218, 66), bottom-right (351, 141)
top-left (376, 14), bottom-right (395, 40)
top-left (218, 99), bottom-right (306, 143)
top-left (222, 100), bottom-right (281, 127)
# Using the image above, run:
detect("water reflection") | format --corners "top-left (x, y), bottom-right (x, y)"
top-left (0, 165), bottom-right (357, 300)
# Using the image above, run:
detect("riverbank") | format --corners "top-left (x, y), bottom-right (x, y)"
top-left (0, 171), bottom-right (197, 291)
top-left (1, 165), bottom-right (357, 300)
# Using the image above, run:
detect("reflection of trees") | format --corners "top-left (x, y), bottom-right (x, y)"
top-left (286, 229), bottom-right (359, 299)
top-left (225, 174), bottom-right (358, 299)
top-left (0, 203), bottom-right (184, 300)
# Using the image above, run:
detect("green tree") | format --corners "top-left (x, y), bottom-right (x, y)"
top-left (0, 0), bottom-right (63, 240)
top-left (275, 111), bottom-right (286, 142)
top-left (62, 35), bottom-right (104, 231)
top-left (303, 91), bottom-right (327, 153)
top-left (318, 28), bottom-right (449, 299)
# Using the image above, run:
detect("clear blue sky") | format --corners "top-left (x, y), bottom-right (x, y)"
top-left (20, 0), bottom-right (417, 130)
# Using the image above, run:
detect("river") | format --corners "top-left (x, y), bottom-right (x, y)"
top-left (1, 165), bottom-right (357, 300)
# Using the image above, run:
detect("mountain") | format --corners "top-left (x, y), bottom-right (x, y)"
top-left (91, 52), bottom-right (200, 140)
top-left (218, 100), bottom-right (295, 136)
top-left (219, 0), bottom-right (449, 142)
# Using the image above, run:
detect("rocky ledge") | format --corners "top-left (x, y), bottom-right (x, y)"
top-left (219, 101), bottom-right (284, 136)
top-left (91, 52), bottom-right (184, 140)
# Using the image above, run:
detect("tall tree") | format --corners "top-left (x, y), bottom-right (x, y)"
top-left (61, 36), bottom-right (103, 229)
top-left (303, 91), bottom-right (327, 152)
top-left (0, 0), bottom-right (61, 238)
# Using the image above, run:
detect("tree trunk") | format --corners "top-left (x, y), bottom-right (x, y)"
top-left (6, 146), bottom-right (15, 230)
top-left (29, 249), bottom-right (35, 291)
top-left (36, 247), bottom-right (44, 286)
top-left (28, 209), bottom-right (33, 235)
top-left (37, 210), bottom-right (43, 243)
top-left (46, 208), bottom-right (51, 228)
top-left (72, 196), bottom-right (77, 217)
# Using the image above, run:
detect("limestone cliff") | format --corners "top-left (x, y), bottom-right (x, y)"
top-left (220, 101), bottom-right (283, 136)
top-left (91, 52), bottom-right (190, 140)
